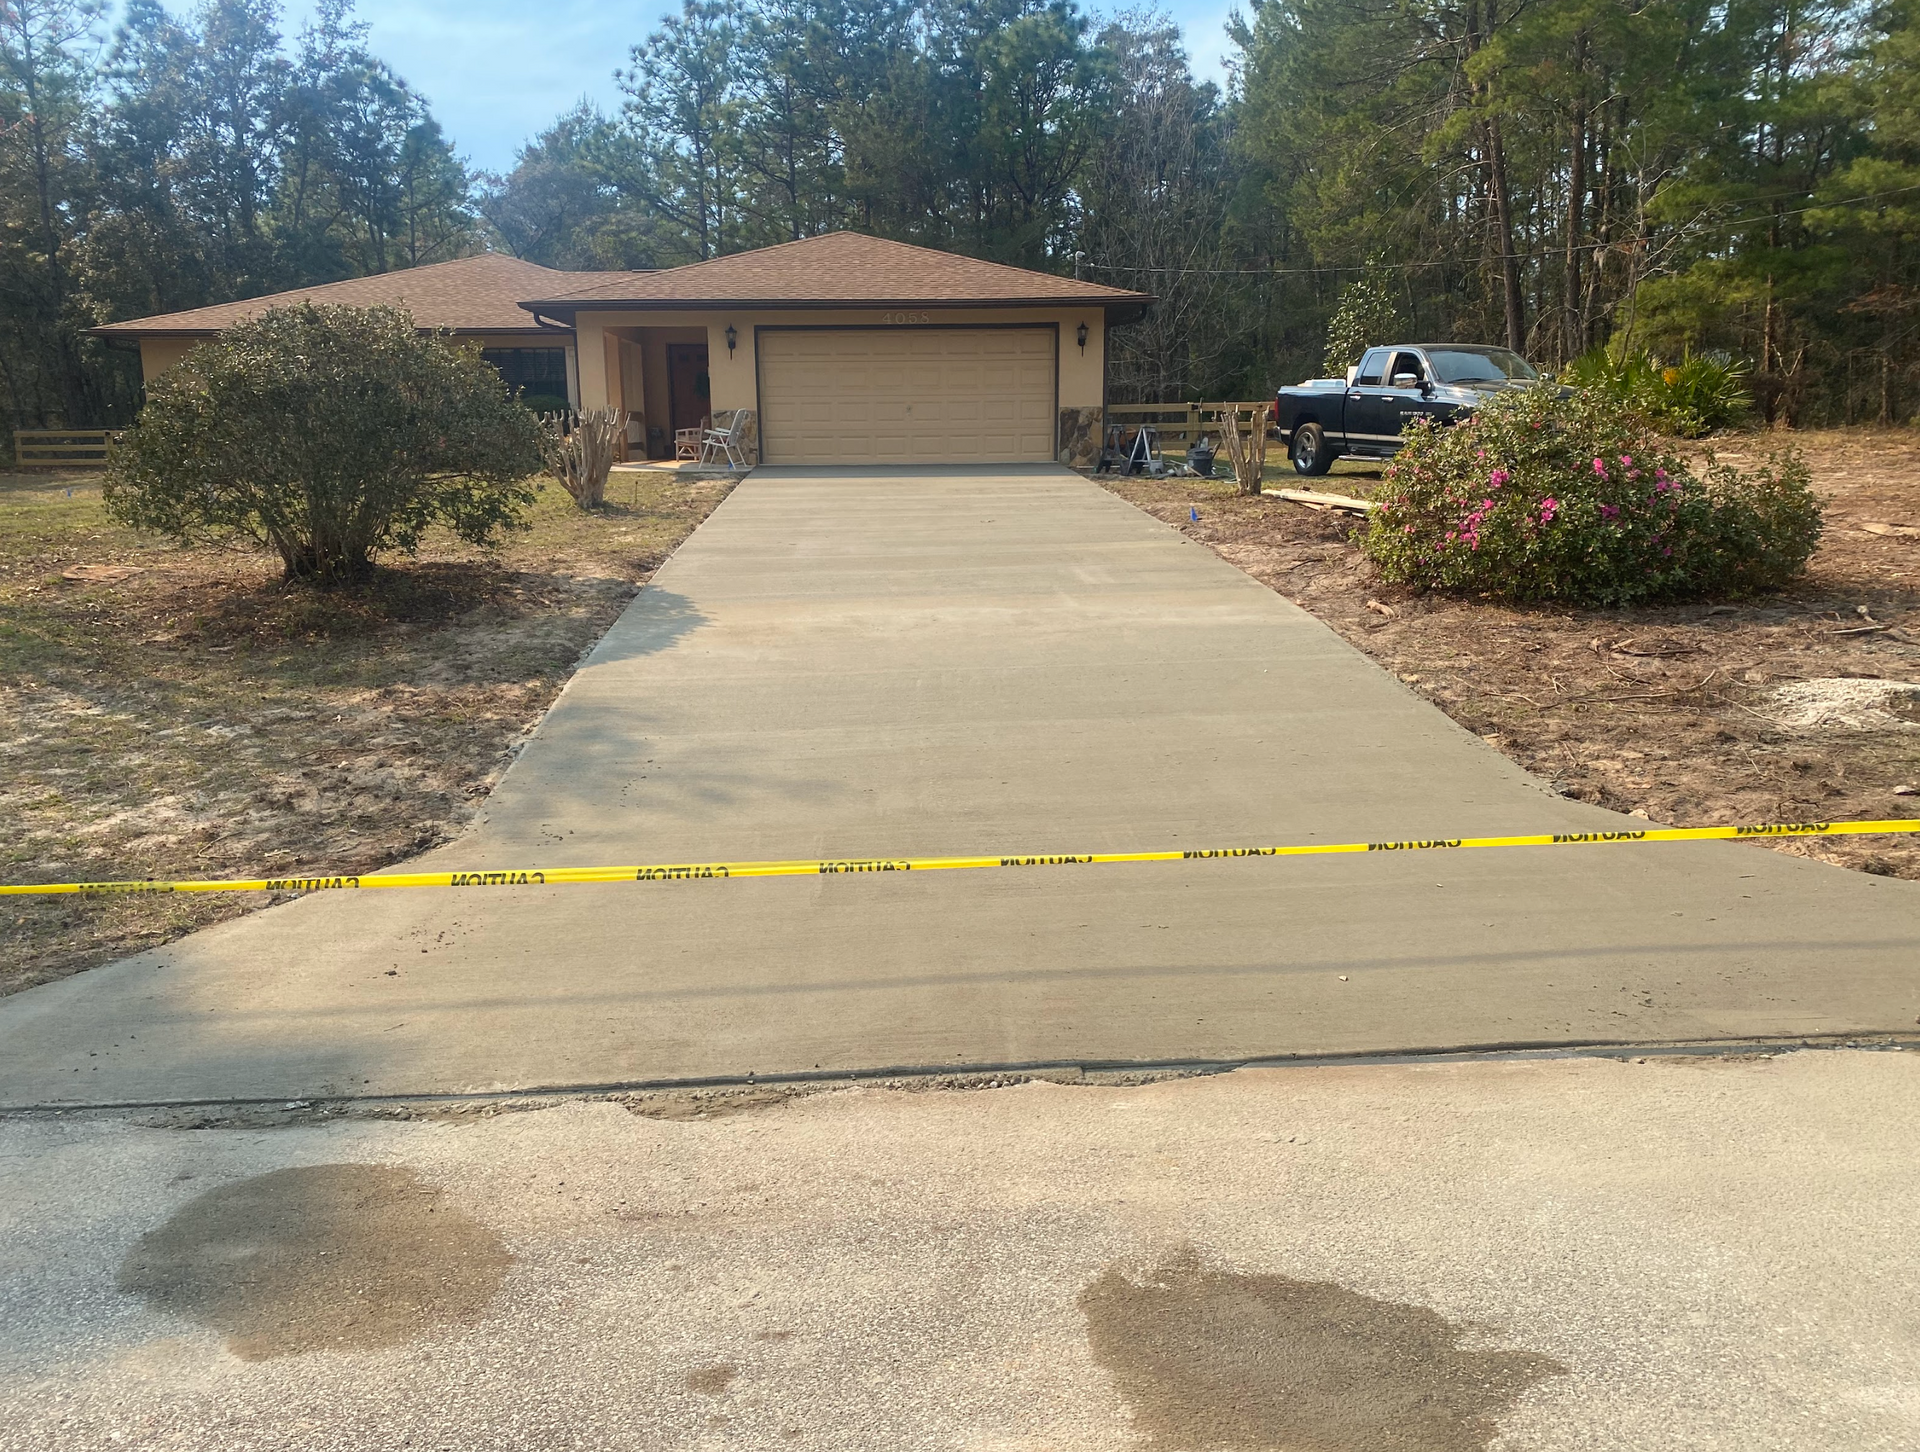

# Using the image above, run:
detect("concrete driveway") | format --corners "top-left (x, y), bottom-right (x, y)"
top-left (2, 465), bottom-right (1916, 1107)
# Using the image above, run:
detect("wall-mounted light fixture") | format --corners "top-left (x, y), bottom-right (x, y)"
top-left (1076, 321), bottom-right (1089, 354)
top-left (725, 323), bottom-right (738, 356)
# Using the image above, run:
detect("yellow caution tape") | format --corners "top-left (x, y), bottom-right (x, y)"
top-left (3, 818), bottom-right (1917, 897)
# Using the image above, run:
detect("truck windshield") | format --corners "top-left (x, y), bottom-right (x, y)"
top-left (1428, 349), bottom-right (1538, 383)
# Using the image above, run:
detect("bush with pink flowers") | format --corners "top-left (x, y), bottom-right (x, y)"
top-left (1361, 384), bottom-right (1820, 605)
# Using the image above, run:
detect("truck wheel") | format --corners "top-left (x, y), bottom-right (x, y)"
top-left (1291, 422), bottom-right (1333, 476)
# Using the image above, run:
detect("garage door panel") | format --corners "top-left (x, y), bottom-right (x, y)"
top-left (760, 328), bottom-right (1057, 466)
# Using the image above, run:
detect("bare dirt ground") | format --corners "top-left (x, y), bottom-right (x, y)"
top-left (1104, 427), bottom-right (1920, 880)
top-left (0, 470), bottom-right (733, 995)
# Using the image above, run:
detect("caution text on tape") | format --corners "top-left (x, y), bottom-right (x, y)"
top-left (3, 818), bottom-right (1917, 897)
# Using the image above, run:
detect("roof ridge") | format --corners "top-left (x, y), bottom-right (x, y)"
top-left (536, 268), bottom-right (662, 301)
top-left (518, 232), bottom-right (1148, 309)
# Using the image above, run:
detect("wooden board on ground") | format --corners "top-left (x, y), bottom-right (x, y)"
top-left (1264, 487), bottom-right (1377, 514)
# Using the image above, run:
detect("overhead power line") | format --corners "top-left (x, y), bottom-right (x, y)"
top-left (1080, 182), bottom-right (1920, 279)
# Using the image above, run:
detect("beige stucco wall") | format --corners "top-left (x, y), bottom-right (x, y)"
top-left (137, 338), bottom-right (197, 380)
top-left (571, 308), bottom-right (1108, 419)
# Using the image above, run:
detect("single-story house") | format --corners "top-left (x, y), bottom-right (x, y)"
top-left (94, 233), bottom-right (1151, 469)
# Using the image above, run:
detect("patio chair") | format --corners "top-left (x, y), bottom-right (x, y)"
top-left (675, 416), bottom-right (709, 460)
top-left (700, 409), bottom-right (754, 469)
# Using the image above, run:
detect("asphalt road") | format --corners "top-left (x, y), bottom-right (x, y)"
top-left (2, 466), bottom-right (1916, 1107)
top-left (3, 1050), bottom-right (1916, 1451)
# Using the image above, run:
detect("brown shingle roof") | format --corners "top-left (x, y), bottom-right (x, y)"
top-left (92, 254), bottom-right (630, 338)
top-left (522, 232), bottom-right (1151, 313)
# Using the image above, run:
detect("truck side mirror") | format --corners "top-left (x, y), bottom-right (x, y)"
top-left (1391, 372), bottom-right (1420, 389)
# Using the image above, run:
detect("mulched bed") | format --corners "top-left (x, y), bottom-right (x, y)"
top-left (1101, 428), bottom-right (1920, 881)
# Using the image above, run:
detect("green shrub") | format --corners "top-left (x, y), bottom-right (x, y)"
top-left (106, 304), bottom-right (543, 585)
top-left (1323, 267), bottom-right (1400, 376)
top-left (1693, 449), bottom-right (1826, 596)
top-left (517, 392), bottom-right (572, 416)
top-left (1563, 346), bottom-right (1751, 436)
top-left (1362, 384), bottom-right (1820, 605)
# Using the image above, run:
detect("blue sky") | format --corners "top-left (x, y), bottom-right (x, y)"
top-left (150, 1), bottom-right (1243, 175)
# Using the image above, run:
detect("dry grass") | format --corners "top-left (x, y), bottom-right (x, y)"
top-left (1104, 427), bottom-right (1920, 880)
top-left (0, 469), bottom-right (733, 995)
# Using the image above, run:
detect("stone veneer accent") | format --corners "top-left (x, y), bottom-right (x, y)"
top-left (1057, 405), bottom-right (1102, 469)
top-left (709, 408), bottom-right (759, 467)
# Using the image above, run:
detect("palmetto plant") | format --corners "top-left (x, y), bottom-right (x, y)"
top-left (1564, 348), bottom-right (1751, 437)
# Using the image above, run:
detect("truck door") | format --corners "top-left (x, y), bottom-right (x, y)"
top-left (1379, 350), bottom-right (1437, 447)
top-left (1345, 349), bottom-right (1395, 451)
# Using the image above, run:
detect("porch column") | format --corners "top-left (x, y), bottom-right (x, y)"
top-left (574, 315), bottom-right (611, 412)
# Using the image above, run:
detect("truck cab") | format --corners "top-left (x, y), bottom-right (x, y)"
top-left (1273, 345), bottom-right (1539, 475)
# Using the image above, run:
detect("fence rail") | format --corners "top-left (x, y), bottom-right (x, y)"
top-left (14, 429), bottom-right (120, 470)
top-left (1104, 402), bottom-right (1273, 449)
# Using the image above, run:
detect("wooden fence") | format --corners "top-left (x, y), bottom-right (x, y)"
top-left (14, 429), bottom-right (120, 470)
top-left (1104, 402), bottom-right (1274, 450)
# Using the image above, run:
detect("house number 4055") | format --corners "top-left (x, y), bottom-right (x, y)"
top-left (880, 311), bottom-right (932, 325)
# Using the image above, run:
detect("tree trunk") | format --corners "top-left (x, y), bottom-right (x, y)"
top-left (1563, 32), bottom-right (1587, 365)
top-left (1487, 116), bottom-right (1524, 354)
top-left (1465, 0), bottom-right (1523, 354)
top-left (1761, 277), bottom-right (1777, 378)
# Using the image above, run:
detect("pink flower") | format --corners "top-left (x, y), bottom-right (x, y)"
top-left (1592, 458), bottom-right (1608, 477)
top-left (1488, 468), bottom-right (1510, 489)
top-left (1538, 496), bottom-right (1560, 524)
top-left (1599, 503), bottom-right (1620, 522)
top-left (1620, 455), bottom-right (1633, 467)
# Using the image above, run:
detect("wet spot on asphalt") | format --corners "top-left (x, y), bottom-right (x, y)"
top-left (687, 1363), bottom-right (738, 1394)
top-left (1080, 1250), bottom-right (1563, 1451)
top-left (116, 1163), bottom-right (512, 1360)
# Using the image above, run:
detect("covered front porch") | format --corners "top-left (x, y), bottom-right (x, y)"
top-left (597, 323), bottom-right (713, 461)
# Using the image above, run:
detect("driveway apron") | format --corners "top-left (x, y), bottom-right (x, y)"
top-left (3, 465), bottom-right (1915, 1105)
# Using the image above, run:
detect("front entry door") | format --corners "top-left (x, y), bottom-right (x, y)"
top-left (667, 344), bottom-right (711, 438)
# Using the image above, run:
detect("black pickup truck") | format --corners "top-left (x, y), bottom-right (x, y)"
top-left (1272, 344), bottom-right (1541, 475)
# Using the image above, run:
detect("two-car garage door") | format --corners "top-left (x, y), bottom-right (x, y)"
top-left (757, 328), bottom-right (1057, 466)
